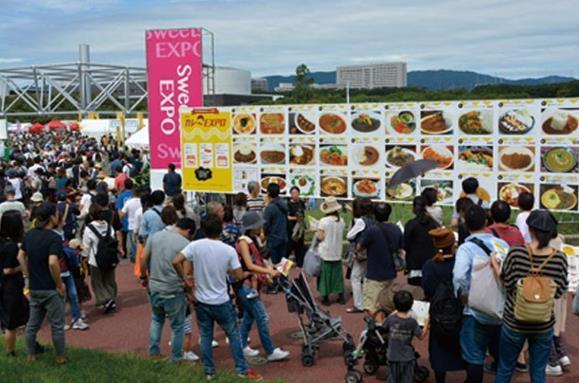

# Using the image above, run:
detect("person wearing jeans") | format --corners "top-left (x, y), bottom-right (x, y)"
top-left (148, 291), bottom-right (186, 361)
top-left (140, 209), bottom-right (197, 362)
top-left (173, 214), bottom-right (262, 380)
top-left (17, 203), bottom-right (67, 364)
top-left (235, 212), bottom-right (290, 361)
top-left (492, 211), bottom-right (568, 383)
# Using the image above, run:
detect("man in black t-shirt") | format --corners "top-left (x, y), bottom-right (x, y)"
top-left (358, 203), bottom-right (403, 317)
top-left (18, 203), bottom-right (67, 364)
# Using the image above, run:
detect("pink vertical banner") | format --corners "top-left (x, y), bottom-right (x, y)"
top-left (146, 28), bottom-right (203, 169)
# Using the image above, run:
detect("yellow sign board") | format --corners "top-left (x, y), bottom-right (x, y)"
top-left (180, 109), bottom-right (233, 193)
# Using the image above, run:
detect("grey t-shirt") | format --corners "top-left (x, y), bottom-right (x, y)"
top-left (146, 227), bottom-right (190, 295)
top-left (383, 314), bottom-right (422, 362)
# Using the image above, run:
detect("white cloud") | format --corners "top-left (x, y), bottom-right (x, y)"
top-left (2, 0), bottom-right (578, 79)
top-left (0, 58), bottom-right (23, 64)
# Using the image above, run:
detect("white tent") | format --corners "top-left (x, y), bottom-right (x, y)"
top-left (125, 127), bottom-right (149, 149)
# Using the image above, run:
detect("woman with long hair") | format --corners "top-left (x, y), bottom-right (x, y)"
top-left (404, 196), bottom-right (439, 286)
top-left (0, 210), bottom-right (28, 356)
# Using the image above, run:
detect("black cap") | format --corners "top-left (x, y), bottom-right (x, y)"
top-left (526, 210), bottom-right (558, 232)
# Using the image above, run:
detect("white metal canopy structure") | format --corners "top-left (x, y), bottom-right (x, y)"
top-left (0, 28), bottom-right (216, 118)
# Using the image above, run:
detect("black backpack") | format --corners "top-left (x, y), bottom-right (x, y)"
top-left (429, 270), bottom-right (463, 336)
top-left (87, 223), bottom-right (119, 270)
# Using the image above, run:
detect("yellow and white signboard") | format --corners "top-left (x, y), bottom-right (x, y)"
top-left (180, 108), bottom-right (232, 192)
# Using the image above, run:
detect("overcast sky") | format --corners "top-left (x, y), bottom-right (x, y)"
top-left (1, 0), bottom-right (578, 78)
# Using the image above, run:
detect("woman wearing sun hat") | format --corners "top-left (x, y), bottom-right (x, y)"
top-left (422, 227), bottom-right (465, 383)
top-left (316, 196), bottom-right (346, 306)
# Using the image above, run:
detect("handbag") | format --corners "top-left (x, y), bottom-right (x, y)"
top-left (514, 246), bottom-right (557, 323)
top-left (467, 238), bottom-right (505, 319)
top-left (303, 235), bottom-right (321, 277)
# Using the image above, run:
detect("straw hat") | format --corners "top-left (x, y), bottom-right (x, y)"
top-left (320, 196), bottom-right (342, 214)
top-left (30, 192), bottom-right (44, 203)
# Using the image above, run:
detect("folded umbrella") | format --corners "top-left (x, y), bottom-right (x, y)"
top-left (388, 159), bottom-right (439, 187)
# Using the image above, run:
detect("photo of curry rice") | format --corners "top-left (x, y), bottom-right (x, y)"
top-left (458, 146), bottom-right (493, 169)
top-left (542, 109), bottom-right (579, 135)
top-left (290, 113), bottom-right (316, 134)
top-left (289, 144), bottom-right (315, 166)
top-left (498, 146), bottom-right (534, 172)
top-left (233, 144), bottom-right (257, 164)
top-left (390, 111), bottom-right (416, 134)
top-left (351, 112), bottom-right (381, 133)
top-left (320, 145), bottom-right (348, 166)
top-left (259, 144), bottom-right (285, 164)
top-left (420, 111), bottom-right (452, 134)
top-left (458, 110), bottom-right (492, 134)
top-left (540, 185), bottom-right (578, 210)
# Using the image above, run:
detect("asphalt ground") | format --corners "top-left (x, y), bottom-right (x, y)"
top-left (39, 261), bottom-right (579, 383)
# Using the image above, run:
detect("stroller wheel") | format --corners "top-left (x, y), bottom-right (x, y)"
top-left (302, 352), bottom-right (315, 367)
top-left (363, 361), bottom-right (379, 375)
top-left (344, 369), bottom-right (363, 383)
top-left (413, 365), bottom-right (430, 382)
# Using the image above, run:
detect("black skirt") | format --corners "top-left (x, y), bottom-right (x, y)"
top-left (428, 325), bottom-right (465, 372)
top-left (0, 273), bottom-right (29, 330)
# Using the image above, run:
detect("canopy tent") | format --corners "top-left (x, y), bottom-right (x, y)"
top-left (47, 119), bottom-right (66, 131)
top-left (29, 122), bottom-right (44, 134)
top-left (69, 121), bottom-right (80, 132)
top-left (125, 127), bottom-right (149, 149)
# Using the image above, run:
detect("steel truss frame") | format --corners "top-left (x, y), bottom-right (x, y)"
top-left (0, 27), bottom-right (215, 117)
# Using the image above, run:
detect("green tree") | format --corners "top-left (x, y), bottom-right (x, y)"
top-left (292, 64), bottom-right (314, 103)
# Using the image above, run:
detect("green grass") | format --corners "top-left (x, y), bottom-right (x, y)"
top-left (0, 341), bottom-right (281, 383)
top-left (305, 202), bottom-right (577, 238)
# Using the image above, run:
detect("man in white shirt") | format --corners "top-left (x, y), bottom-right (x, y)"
top-left (0, 185), bottom-right (28, 218)
top-left (514, 191), bottom-right (534, 244)
top-left (121, 188), bottom-right (142, 262)
top-left (172, 214), bottom-right (261, 381)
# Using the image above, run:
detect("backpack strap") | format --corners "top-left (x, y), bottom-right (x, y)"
top-left (152, 208), bottom-right (162, 217)
top-left (468, 237), bottom-right (493, 256)
top-left (490, 227), bottom-right (500, 239)
top-left (525, 244), bottom-right (557, 275)
top-left (477, 198), bottom-right (484, 207)
top-left (87, 223), bottom-right (103, 240)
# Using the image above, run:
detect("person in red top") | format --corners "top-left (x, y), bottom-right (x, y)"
top-left (486, 200), bottom-right (525, 247)
top-left (114, 168), bottom-right (128, 193)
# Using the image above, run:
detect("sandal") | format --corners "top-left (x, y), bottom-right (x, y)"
top-left (346, 307), bottom-right (364, 313)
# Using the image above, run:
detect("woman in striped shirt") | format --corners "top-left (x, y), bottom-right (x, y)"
top-left (492, 210), bottom-right (568, 383)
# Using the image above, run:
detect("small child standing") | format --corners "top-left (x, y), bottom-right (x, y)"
top-left (382, 290), bottom-right (430, 383)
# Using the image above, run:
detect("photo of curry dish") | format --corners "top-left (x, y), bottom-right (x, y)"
top-left (289, 144), bottom-right (315, 166)
top-left (540, 185), bottom-right (578, 210)
top-left (542, 110), bottom-right (579, 135)
top-left (499, 146), bottom-right (534, 172)
top-left (259, 113), bottom-right (285, 134)
top-left (233, 144), bottom-right (257, 164)
top-left (459, 110), bottom-right (492, 134)
top-left (320, 176), bottom-right (347, 197)
top-left (458, 146), bottom-right (493, 169)
top-left (420, 111), bottom-right (452, 134)
top-left (353, 179), bottom-right (380, 198)
top-left (351, 112), bottom-right (381, 133)
top-left (499, 183), bottom-right (531, 207)
top-left (320, 145), bottom-right (348, 166)
top-left (260, 176), bottom-right (287, 193)
top-left (386, 146), bottom-right (416, 168)
top-left (259, 144), bottom-right (285, 164)
top-left (542, 147), bottom-right (577, 173)
top-left (319, 113), bottom-right (347, 134)
top-left (233, 113), bottom-right (256, 134)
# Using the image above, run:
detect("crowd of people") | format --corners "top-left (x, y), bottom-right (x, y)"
top-left (0, 130), bottom-right (577, 383)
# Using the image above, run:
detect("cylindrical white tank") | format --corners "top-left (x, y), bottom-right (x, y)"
top-left (204, 66), bottom-right (251, 95)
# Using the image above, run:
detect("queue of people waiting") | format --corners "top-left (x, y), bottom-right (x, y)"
top-left (0, 129), bottom-right (577, 383)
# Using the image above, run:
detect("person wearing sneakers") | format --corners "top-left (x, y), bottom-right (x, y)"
top-left (236, 211), bottom-right (290, 362)
top-left (140, 207), bottom-right (196, 363)
top-left (173, 214), bottom-right (262, 381)
top-left (17, 203), bottom-right (67, 365)
top-left (61, 240), bottom-right (88, 331)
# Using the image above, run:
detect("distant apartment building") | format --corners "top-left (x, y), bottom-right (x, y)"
top-left (251, 78), bottom-right (269, 93)
top-left (337, 62), bottom-right (407, 89)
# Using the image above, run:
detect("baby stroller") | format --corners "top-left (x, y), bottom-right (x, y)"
top-left (281, 272), bottom-right (356, 367)
top-left (345, 315), bottom-right (430, 383)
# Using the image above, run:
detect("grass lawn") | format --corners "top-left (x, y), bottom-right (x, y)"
top-left (0, 341), bottom-right (281, 383)
top-left (305, 202), bottom-right (578, 238)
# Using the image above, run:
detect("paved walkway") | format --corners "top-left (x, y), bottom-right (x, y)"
top-left (40, 261), bottom-right (579, 383)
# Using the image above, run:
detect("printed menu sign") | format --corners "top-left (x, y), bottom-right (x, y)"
top-left (180, 108), bottom-right (232, 192)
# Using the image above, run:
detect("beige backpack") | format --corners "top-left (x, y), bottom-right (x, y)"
top-left (514, 246), bottom-right (557, 323)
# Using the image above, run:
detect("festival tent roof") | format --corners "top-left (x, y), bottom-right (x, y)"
top-left (47, 119), bottom-right (67, 130)
top-left (29, 122), bottom-right (44, 133)
top-left (69, 121), bottom-right (80, 131)
top-left (125, 127), bottom-right (149, 149)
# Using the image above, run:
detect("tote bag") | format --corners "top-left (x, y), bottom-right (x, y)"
top-left (303, 235), bottom-right (321, 277)
top-left (468, 253), bottom-right (505, 320)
